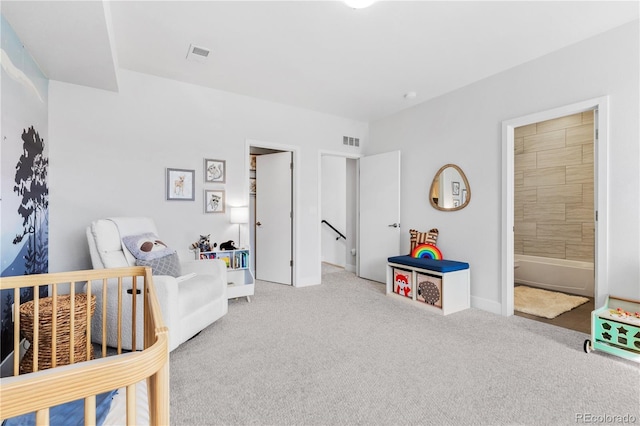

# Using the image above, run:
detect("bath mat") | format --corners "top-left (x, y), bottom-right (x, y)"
top-left (514, 286), bottom-right (589, 319)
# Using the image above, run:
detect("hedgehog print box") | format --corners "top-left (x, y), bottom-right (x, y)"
top-left (416, 273), bottom-right (442, 308)
top-left (386, 256), bottom-right (470, 315)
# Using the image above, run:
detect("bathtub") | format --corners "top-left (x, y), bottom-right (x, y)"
top-left (514, 254), bottom-right (594, 297)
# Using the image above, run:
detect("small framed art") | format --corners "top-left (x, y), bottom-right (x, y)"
top-left (166, 168), bottom-right (195, 201)
top-left (204, 189), bottom-right (225, 213)
top-left (204, 159), bottom-right (226, 183)
top-left (452, 181), bottom-right (460, 196)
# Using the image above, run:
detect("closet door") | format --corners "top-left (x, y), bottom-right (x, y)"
top-left (255, 152), bottom-right (292, 285)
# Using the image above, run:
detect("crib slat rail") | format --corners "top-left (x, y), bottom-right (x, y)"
top-left (0, 267), bottom-right (169, 425)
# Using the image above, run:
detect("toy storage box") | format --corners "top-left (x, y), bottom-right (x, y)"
top-left (416, 272), bottom-right (442, 308)
top-left (584, 296), bottom-right (640, 362)
top-left (392, 268), bottom-right (413, 298)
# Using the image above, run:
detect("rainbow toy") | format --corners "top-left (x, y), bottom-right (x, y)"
top-left (411, 243), bottom-right (443, 260)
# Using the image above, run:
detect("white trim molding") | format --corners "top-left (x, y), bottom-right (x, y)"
top-left (317, 149), bottom-right (363, 281)
top-left (501, 96), bottom-right (609, 316)
top-left (246, 138), bottom-right (300, 287)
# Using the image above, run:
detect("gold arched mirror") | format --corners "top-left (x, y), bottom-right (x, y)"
top-left (429, 164), bottom-right (471, 211)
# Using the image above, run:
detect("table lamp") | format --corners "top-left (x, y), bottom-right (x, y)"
top-left (229, 206), bottom-right (249, 248)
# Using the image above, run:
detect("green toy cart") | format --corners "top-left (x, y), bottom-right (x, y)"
top-left (584, 295), bottom-right (640, 363)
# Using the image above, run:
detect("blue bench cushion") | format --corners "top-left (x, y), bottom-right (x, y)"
top-left (388, 255), bottom-right (469, 273)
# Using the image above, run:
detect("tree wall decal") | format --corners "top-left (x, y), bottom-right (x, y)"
top-left (12, 126), bottom-right (49, 275)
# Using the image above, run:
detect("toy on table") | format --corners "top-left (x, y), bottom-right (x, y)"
top-left (219, 240), bottom-right (238, 251)
top-left (190, 234), bottom-right (216, 252)
top-left (411, 243), bottom-right (443, 260)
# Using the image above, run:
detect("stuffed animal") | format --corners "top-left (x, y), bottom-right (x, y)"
top-left (140, 239), bottom-right (168, 253)
top-left (219, 240), bottom-right (237, 251)
top-left (190, 234), bottom-right (216, 252)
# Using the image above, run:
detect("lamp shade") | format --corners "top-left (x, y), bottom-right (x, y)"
top-left (229, 206), bottom-right (249, 224)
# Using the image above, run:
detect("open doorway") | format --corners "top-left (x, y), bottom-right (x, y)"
top-left (320, 154), bottom-right (358, 277)
top-left (319, 150), bottom-right (401, 283)
top-left (248, 143), bottom-right (295, 286)
top-left (502, 97), bottom-right (610, 330)
top-left (512, 112), bottom-right (596, 333)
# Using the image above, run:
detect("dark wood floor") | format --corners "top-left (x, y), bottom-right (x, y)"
top-left (514, 289), bottom-right (594, 335)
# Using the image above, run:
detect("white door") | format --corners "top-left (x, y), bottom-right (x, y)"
top-left (256, 152), bottom-right (292, 285)
top-left (359, 151), bottom-right (401, 282)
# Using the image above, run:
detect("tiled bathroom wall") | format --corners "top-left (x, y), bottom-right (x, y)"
top-left (514, 111), bottom-right (594, 263)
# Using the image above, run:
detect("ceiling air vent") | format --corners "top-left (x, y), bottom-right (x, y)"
top-left (343, 136), bottom-right (360, 147)
top-left (186, 44), bottom-right (211, 63)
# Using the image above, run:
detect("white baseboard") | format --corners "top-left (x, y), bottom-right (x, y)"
top-left (295, 275), bottom-right (321, 288)
top-left (471, 295), bottom-right (502, 315)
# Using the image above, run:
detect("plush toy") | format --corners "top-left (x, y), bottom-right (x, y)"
top-left (219, 240), bottom-right (237, 251)
top-left (190, 234), bottom-right (216, 252)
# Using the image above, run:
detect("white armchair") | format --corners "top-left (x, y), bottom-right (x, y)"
top-left (86, 217), bottom-right (228, 352)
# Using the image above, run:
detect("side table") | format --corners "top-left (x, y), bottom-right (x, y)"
top-left (196, 248), bottom-right (255, 302)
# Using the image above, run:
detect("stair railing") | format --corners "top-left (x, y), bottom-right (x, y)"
top-left (321, 220), bottom-right (346, 241)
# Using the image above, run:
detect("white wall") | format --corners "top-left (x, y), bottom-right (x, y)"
top-left (368, 21), bottom-right (640, 311)
top-left (48, 69), bottom-right (367, 286)
top-left (345, 158), bottom-right (357, 272)
top-left (321, 156), bottom-right (347, 267)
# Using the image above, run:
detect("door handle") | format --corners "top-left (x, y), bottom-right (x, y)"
top-left (256, 221), bottom-right (262, 227)
top-left (388, 223), bottom-right (400, 228)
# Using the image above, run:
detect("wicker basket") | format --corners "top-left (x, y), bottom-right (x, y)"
top-left (19, 294), bottom-right (96, 374)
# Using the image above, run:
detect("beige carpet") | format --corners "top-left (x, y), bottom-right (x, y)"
top-left (170, 272), bottom-right (640, 425)
top-left (514, 285), bottom-right (589, 319)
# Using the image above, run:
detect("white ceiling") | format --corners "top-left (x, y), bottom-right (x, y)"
top-left (2, 1), bottom-right (638, 122)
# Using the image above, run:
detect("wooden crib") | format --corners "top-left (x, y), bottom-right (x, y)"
top-left (0, 267), bottom-right (169, 425)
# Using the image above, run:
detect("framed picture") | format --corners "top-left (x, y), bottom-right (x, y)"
top-left (166, 168), bottom-right (195, 201)
top-left (453, 199), bottom-right (460, 207)
top-left (204, 159), bottom-right (226, 183)
top-left (204, 189), bottom-right (225, 213)
top-left (250, 178), bottom-right (256, 195)
top-left (452, 181), bottom-right (460, 196)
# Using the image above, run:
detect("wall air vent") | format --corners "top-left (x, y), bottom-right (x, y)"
top-left (343, 136), bottom-right (360, 147)
top-left (186, 44), bottom-right (211, 63)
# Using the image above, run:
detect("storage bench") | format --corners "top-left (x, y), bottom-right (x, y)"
top-left (386, 256), bottom-right (470, 315)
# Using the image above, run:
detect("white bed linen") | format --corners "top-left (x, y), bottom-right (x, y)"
top-left (102, 379), bottom-right (150, 425)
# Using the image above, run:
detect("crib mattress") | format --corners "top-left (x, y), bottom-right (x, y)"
top-left (102, 380), bottom-right (150, 425)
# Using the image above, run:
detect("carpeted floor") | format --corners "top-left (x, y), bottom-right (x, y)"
top-left (169, 269), bottom-right (639, 425)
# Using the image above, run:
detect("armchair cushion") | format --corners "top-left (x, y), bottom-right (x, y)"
top-left (135, 253), bottom-right (182, 277)
top-left (91, 219), bottom-right (129, 268)
top-left (122, 233), bottom-right (176, 261)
